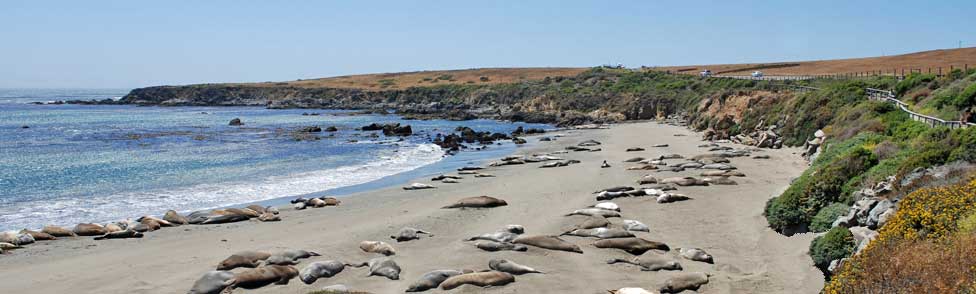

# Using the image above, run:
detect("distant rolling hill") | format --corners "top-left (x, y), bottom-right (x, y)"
top-left (655, 47), bottom-right (976, 76)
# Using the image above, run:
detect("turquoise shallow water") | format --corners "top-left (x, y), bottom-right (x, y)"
top-left (0, 89), bottom-right (548, 231)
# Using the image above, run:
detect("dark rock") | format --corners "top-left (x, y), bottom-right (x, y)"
top-left (513, 137), bottom-right (527, 144)
top-left (382, 124), bottom-right (412, 136)
top-left (229, 118), bottom-right (243, 126)
top-left (325, 126), bottom-right (338, 132)
top-left (298, 126), bottom-right (322, 133)
top-left (20, 125), bottom-right (29, 129)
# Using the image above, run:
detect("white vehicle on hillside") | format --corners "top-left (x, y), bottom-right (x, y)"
top-left (751, 71), bottom-right (764, 78)
top-left (700, 70), bottom-right (712, 77)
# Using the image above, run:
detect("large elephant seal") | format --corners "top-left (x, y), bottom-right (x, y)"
top-left (489, 259), bottom-right (542, 275)
top-left (137, 215), bottom-right (175, 227)
top-left (225, 208), bottom-right (260, 218)
top-left (266, 249), bottom-right (321, 265)
top-left (475, 241), bottom-right (527, 252)
top-left (678, 247), bottom-right (714, 264)
top-left (41, 225), bottom-right (76, 237)
top-left (562, 215), bottom-right (610, 234)
top-left (217, 251), bottom-right (272, 270)
top-left (200, 213), bottom-right (249, 225)
top-left (93, 229), bottom-right (144, 240)
top-left (593, 237), bottom-right (670, 255)
top-left (227, 265), bottom-right (299, 290)
top-left (405, 270), bottom-right (466, 292)
top-left (607, 252), bottom-right (682, 271)
top-left (591, 202), bottom-right (620, 211)
top-left (73, 223), bottom-right (108, 236)
top-left (466, 231), bottom-right (520, 243)
top-left (187, 270), bottom-right (235, 294)
top-left (258, 212), bottom-right (281, 222)
top-left (609, 287), bottom-right (655, 294)
top-left (349, 257), bottom-right (401, 280)
top-left (658, 272), bottom-right (709, 293)
top-left (132, 218), bottom-right (161, 232)
top-left (403, 183), bottom-right (436, 190)
top-left (660, 177), bottom-right (708, 186)
top-left (442, 196), bottom-right (508, 209)
top-left (164, 210), bottom-right (189, 225)
top-left (359, 241), bottom-right (396, 256)
top-left (391, 227), bottom-right (433, 242)
top-left (104, 223), bottom-right (124, 233)
top-left (300, 260), bottom-right (351, 284)
top-left (565, 208), bottom-right (621, 218)
top-left (245, 205), bottom-right (267, 214)
top-left (513, 235), bottom-right (582, 253)
top-left (439, 271), bottom-right (515, 290)
top-left (563, 228), bottom-right (634, 239)
top-left (19, 229), bottom-right (56, 241)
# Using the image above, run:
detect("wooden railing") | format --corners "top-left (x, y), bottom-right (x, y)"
top-left (865, 88), bottom-right (974, 129)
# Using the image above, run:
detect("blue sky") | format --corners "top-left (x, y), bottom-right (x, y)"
top-left (1, 1), bottom-right (973, 88)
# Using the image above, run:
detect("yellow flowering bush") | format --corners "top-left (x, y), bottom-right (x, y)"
top-left (825, 178), bottom-right (976, 293)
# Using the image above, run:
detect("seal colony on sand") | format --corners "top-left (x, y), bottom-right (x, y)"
top-left (2, 121), bottom-right (822, 294)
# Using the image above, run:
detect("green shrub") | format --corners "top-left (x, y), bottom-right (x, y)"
top-left (959, 211), bottom-right (976, 234)
top-left (952, 82), bottom-right (976, 108)
top-left (810, 203), bottom-right (851, 233)
top-left (896, 73), bottom-right (936, 95)
top-left (810, 226), bottom-right (856, 274)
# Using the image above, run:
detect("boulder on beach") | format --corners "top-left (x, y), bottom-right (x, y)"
top-left (229, 118), bottom-right (243, 126)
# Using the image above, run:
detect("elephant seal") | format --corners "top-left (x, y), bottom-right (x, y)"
top-left (431, 175), bottom-right (463, 181)
top-left (593, 237), bottom-right (670, 255)
top-left (403, 183), bottom-right (436, 190)
top-left (637, 175), bottom-right (658, 185)
top-left (104, 223), bottom-right (125, 233)
top-left (258, 212), bottom-right (281, 222)
top-left (245, 205), bottom-right (267, 214)
top-left (187, 210), bottom-right (213, 224)
top-left (658, 272), bottom-right (709, 293)
top-left (318, 284), bottom-right (374, 294)
top-left (359, 241), bottom-right (396, 256)
top-left (622, 220), bottom-right (650, 232)
top-left (565, 208), bottom-right (621, 218)
top-left (656, 193), bottom-right (691, 203)
top-left (592, 202), bottom-right (620, 211)
top-left (0, 231), bottom-right (33, 245)
top-left (563, 228), bottom-right (634, 239)
top-left (702, 163), bottom-right (735, 170)
top-left (595, 190), bottom-right (629, 201)
top-left (266, 249), bottom-right (321, 265)
top-left (593, 186), bottom-right (635, 194)
top-left (93, 229), bottom-right (144, 240)
top-left (625, 147), bottom-right (645, 152)
top-left (678, 248), bottom-right (714, 264)
top-left (475, 241), bottom-right (528, 252)
top-left (474, 173), bottom-right (495, 178)
top-left (0, 242), bottom-right (21, 251)
top-left (513, 235), bottom-right (582, 253)
top-left (200, 214), bottom-right (249, 225)
top-left (294, 202), bottom-right (307, 210)
top-left (626, 164), bottom-right (659, 170)
top-left (442, 178), bottom-right (460, 184)
top-left (406, 270), bottom-right (466, 292)
top-left (133, 219), bottom-right (161, 232)
top-left (607, 252), bottom-right (682, 271)
top-left (227, 265), bottom-right (299, 290)
top-left (217, 251), bottom-right (272, 270)
top-left (503, 225), bottom-right (525, 234)
top-left (391, 227), bottom-right (433, 242)
top-left (300, 260), bottom-right (351, 284)
top-left (442, 196), bottom-right (508, 209)
top-left (20, 229), bottom-right (56, 241)
top-left (704, 176), bottom-right (738, 185)
top-left (465, 229), bottom-right (521, 243)
top-left (73, 223), bottom-right (108, 236)
top-left (41, 225), bottom-right (76, 237)
top-left (563, 215), bottom-right (610, 234)
top-left (350, 257), bottom-right (400, 280)
top-left (187, 270), bottom-right (235, 294)
top-left (137, 215), bottom-right (175, 227)
top-left (624, 157), bottom-right (645, 163)
top-left (660, 177), bottom-right (708, 186)
top-left (440, 271), bottom-right (515, 290)
top-left (225, 208), bottom-right (260, 218)
top-left (489, 259), bottom-right (542, 275)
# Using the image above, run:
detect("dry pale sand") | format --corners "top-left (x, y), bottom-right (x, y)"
top-left (0, 121), bottom-right (823, 294)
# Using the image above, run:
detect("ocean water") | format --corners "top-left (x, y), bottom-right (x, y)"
top-left (0, 89), bottom-right (549, 231)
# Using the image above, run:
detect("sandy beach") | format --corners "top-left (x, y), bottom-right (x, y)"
top-left (0, 121), bottom-right (823, 294)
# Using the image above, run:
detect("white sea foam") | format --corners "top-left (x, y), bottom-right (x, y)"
top-left (0, 143), bottom-right (443, 231)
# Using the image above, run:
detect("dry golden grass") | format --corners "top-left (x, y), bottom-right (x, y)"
top-left (657, 47), bottom-right (976, 76)
top-left (238, 67), bottom-right (587, 90)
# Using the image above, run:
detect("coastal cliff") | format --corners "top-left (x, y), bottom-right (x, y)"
top-left (118, 68), bottom-right (774, 126)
